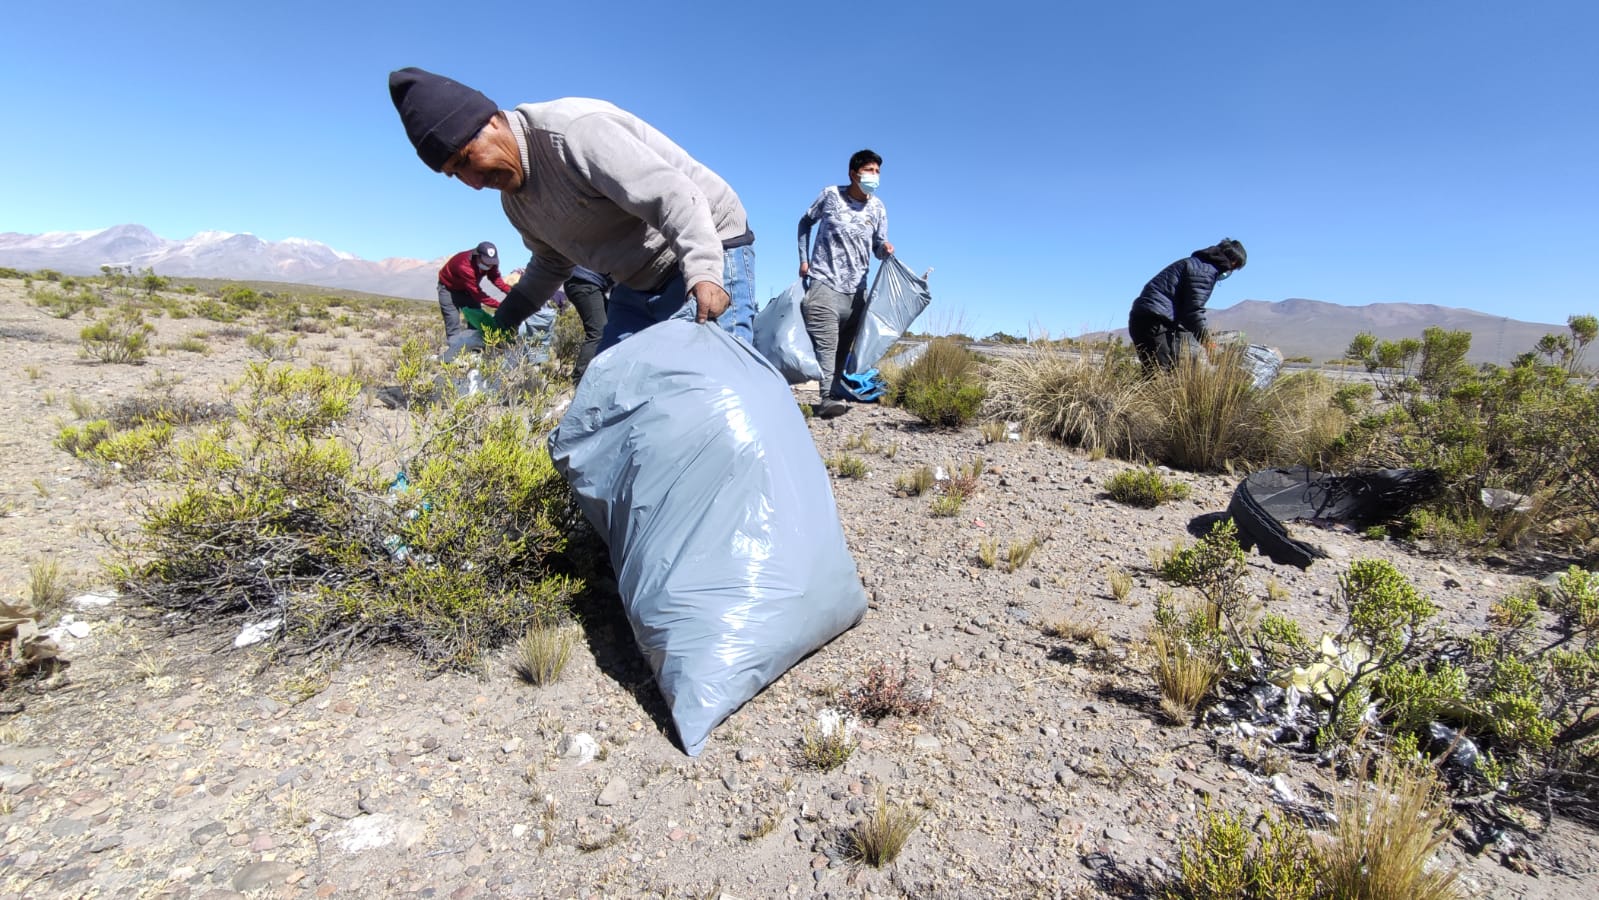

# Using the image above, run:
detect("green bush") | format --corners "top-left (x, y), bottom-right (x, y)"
top-left (80, 310), bottom-right (154, 364)
top-left (55, 419), bottom-right (116, 457)
top-left (1106, 467), bottom-right (1191, 508)
top-left (888, 338), bottom-right (987, 427)
top-left (1338, 320), bottom-right (1599, 551)
top-left (192, 297), bottom-right (240, 322)
top-left (31, 284), bottom-right (103, 319)
top-left (114, 359), bottom-right (583, 671)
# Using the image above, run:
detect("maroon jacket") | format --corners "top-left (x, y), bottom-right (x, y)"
top-left (438, 250), bottom-right (512, 307)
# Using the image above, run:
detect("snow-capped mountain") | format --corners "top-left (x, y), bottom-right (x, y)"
top-left (0, 225), bottom-right (441, 300)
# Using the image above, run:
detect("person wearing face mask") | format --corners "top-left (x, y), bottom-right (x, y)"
top-left (797, 149), bottom-right (893, 419)
top-left (1128, 238), bottom-right (1248, 372)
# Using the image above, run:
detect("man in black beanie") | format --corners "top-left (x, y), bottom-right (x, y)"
top-left (388, 67), bottom-right (756, 356)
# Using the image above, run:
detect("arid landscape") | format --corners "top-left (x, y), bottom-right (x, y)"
top-left (1, 274), bottom-right (1596, 899)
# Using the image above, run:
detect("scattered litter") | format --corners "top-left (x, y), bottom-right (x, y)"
top-left (233, 618), bottom-right (282, 649)
top-left (557, 733), bottom-right (600, 766)
top-left (46, 615), bottom-right (92, 642)
top-left (69, 592), bottom-right (117, 608)
top-left (1275, 634), bottom-right (1373, 702)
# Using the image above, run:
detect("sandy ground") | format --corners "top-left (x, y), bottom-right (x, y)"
top-left (0, 279), bottom-right (1595, 899)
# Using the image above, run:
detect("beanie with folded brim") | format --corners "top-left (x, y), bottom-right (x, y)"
top-left (388, 67), bottom-right (498, 172)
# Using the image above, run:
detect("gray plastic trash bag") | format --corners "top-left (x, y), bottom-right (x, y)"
top-left (548, 320), bottom-right (868, 755)
top-left (849, 256), bottom-right (931, 373)
top-left (752, 280), bottom-right (823, 384)
top-left (1244, 344), bottom-right (1284, 390)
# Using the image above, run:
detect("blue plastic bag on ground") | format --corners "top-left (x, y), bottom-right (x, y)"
top-left (548, 320), bottom-right (867, 755)
top-left (752, 280), bottom-right (823, 385)
top-left (847, 256), bottom-right (931, 375)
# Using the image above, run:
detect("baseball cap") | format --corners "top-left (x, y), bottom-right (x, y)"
top-left (474, 241), bottom-right (498, 270)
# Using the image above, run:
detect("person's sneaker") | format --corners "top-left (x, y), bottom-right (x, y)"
top-left (816, 399), bottom-right (851, 419)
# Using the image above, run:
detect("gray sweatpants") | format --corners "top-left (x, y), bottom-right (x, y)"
top-left (801, 281), bottom-right (865, 401)
top-left (437, 284), bottom-right (477, 340)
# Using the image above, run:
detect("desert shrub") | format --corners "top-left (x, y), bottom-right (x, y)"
top-left (928, 494), bottom-right (962, 517)
top-left (112, 360), bottom-right (582, 670)
top-left (169, 335), bottom-right (210, 354)
top-left (843, 661), bottom-right (934, 722)
top-left (105, 388), bottom-right (232, 430)
top-left (1165, 759), bottom-right (1457, 900)
top-left (1338, 320), bottom-right (1599, 551)
top-left (1164, 804), bottom-right (1317, 900)
top-left (1106, 467), bottom-right (1191, 508)
top-left (1157, 519), bottom-right (1250, 636)
top-left (798, 710), bottom-right (857, 771)
top-left (31, 284), bottom-right (102, 319)
top-left (888, 338), bottom-right (986, 427)
top-left (192, 297), bottom-right (240, 322)
top-left (79, 309), bottom-right (154, 364)
top-left (0, 266), bottom-right (24, 279)
top-left (984, 340), bottom-right (1152, 455)
top-left (55, 419), bottom-right (115, 457)
top-left (232, 362), bottom-right (361, 437)
top-left (220, 284), bottom-right (262, 310)
top-left (247, 331), bottom-right (300, 360)
top-left (88, 423), bottom-right (174, 476)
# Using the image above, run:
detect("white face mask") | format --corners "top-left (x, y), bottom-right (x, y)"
top-left (857, 173), bottom-right (880, 195)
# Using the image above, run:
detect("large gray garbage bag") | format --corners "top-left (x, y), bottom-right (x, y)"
top-left (848, 255), bottom-right (931, 373)
top-left (548, 320), bottom-right (867, 755)
top-left (752, 280), bottom-right (823, 385)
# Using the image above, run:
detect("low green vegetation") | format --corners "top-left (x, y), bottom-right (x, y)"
top-left (1106, 467), bottom-right (1191, 507)
top-left (885, 338), bottom-right (987, 427)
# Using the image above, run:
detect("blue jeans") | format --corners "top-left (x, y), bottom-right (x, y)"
top-left (599, 244), bottom-right (756, 353)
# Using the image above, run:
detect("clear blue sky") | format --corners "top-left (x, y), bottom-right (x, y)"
top-left (3, 1), bottom-right (1595, 336)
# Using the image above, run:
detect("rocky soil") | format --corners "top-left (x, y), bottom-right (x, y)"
top-left (1, 281), bottom-right (1595, 898)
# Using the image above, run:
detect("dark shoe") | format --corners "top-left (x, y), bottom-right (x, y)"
top-left (816, 400), bottom-right (851, 419)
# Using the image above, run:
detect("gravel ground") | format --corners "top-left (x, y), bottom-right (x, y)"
top-left (1, 282), bottom-right (1595, 899)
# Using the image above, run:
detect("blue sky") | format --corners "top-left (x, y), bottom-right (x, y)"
top-left (2, 0), bottom-right (1595, 336)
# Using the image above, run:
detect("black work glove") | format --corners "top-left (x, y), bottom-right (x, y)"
top-left (492, 280), bottom-right (545, 333)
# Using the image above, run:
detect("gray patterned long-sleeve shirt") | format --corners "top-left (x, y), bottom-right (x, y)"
top-left (498, 99), bottom-right (751, 312)
top-left (798, 186), bottom-right (888, 294)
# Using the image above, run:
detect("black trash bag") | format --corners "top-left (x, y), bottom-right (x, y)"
top-left (1228, 466), bottom-right (1441, 568)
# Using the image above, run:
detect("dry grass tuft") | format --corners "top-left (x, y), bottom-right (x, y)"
top-left (985, 341), bottom-right (1153, 456)
top-left (1151, 620), bottom-right (1222, 724)
top-left (847, 787), bottom-right (923, 867)
top-left (1108, 569), bottom-right (1134, 604)
top-left (1320, 758), bottom-right (1459, 899)
top-left (513, 622), bottom-right (577, 686)
top-left (28, 558), bottom-right (71, 617)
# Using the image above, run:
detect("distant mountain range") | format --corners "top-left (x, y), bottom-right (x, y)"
top-left (1203, 299), bottom-right (1558, 365)
top-left (0, 225), bottom-right (1567, 365)
top-left (0, 225), bottom-right (441, 301)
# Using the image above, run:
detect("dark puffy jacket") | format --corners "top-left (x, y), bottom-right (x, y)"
top-left (1130, 255), bottom-right (1221, 338)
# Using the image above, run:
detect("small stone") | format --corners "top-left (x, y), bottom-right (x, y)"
top-left (721, 773), bottom-right (741, 792)
top-left (735, 748), bottom-right (758, 763)
top-left (88, 834), bottom-right (123, 853)
top-left (1103, 825), bottom-right (1134, 843)
top-left (191, 822), bottom-right (226, 846)
top-left (233, 861), bottom-right (297, 891)
top-left (668, 828), bottom-right (687, 842)
top-left (512, 824), bottom-right (528, 839)
top-left (596, 777), bottom-right (628, 807)
top-left (557, 733), bottom-right (599, 766)
top-left (912, 735), bottom-right (942, 752)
